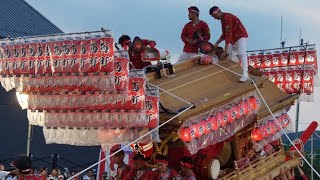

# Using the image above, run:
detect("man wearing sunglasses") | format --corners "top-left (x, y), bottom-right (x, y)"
top-left (177, 6), bottom-right (211, 63)
top-left (209, 6), bottom-right (249, 82)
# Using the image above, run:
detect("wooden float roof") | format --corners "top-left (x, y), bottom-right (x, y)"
top-left (147, 57), bottom-right (298, 125)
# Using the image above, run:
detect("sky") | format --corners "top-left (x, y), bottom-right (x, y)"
top-left (24, 0), bottom-right (320, 131)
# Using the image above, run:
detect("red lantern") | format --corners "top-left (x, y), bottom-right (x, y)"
top-left (260, 123), bottom-right (269, 138)
top-left (201, 119), bottom-right (211, 135)
top-left (267, 120), bottom-right (276, 135)
top-left (235, 103), bottom-right (242, 119)
top-left (221, 110), bottom-right (229, 127)
top-left (272, 119), bottom-right (279, 133)
top-left (216, 111), bottom-right (223, 128)
top-left (230, 106), bottom-right (238, 122)
top-left (179, 126), bottom-right (192, 143)
top-left (251, 128), bottom-right (263, 142)
top-left (208, 115), bottom-right (218, 131)
top-left (281, 114), bottom-right (290, 128)
top-left (192, 122), bottom-right (204, 138)
top-left (248, 96), bottom-right (258, 111)
top-left (240, 100), bottom-right (249, 116)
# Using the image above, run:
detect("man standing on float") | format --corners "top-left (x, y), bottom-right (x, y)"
top-left (209, 6), bottom-right (249, 82)
top-left (177, 6), bottom-right (210, 63)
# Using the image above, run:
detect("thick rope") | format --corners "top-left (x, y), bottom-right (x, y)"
top-left (214, 62), bottom-right (320, 178)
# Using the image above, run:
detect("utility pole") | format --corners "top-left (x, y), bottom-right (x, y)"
top-left (26, 123), bottom-right (32, 156)
top-left (52, 154), bottom-right (58, 169)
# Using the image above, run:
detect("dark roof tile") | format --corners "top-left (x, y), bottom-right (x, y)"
top-left (0, 0), bottom-right (63, 38)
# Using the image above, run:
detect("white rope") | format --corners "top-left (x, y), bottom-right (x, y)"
top-left (315, 131), bottom-right (320, 139)
top-left (67, 86), bottom-right (193, 180)
top-left (147, 82), bottom-right (192, 105)
top-left (215, 62), bottom-right (320, 178)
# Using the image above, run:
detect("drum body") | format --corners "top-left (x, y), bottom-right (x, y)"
top-left (194, 155), bottom-right (220, 180)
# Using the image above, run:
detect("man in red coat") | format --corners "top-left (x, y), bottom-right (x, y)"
top-left (109, 145), bottom-right (131, 180)
top-left (177, 6), bottom-right (210, 63)
top-left (128, 154), bottom-right (155, 180)
top-left (209, 6), bottom-right (249, 82)
top-left (153, 155), bottom-right (178, 180)
top-left (118, 35), bottom-right (152, 70)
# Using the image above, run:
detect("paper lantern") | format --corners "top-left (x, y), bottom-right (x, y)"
top-left (281, 114), bottom-right (290, 128)
top-left (229, 106), bottom-right (238, 122)
top-left (179, 126), bottom-right (192, 143)
top-left (260, 123), bottom-right (269, 138)
top-left (239, 100), bottom-right (249, 116)
top-left (201, 119), bottom-right (211, 135)
top-left (221, 110), bottom-right (229, 127)
top-left (235, 103), bottom-right (242, 119)
top-left (248, 96), bottom-right (258, 111)
top-left (251, 128), bottom-right (263, 142)
top-left (192, 122), bottom-right (204, 139)
top-left (216, 111), bottom-right (223, 128)
top-left (267, 120), bottom-right (276, 135)
top-left (208, 115), bottom-right (218, 131)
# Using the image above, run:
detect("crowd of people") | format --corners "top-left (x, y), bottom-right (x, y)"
top-left (0, 152), bottom-right (198, 180)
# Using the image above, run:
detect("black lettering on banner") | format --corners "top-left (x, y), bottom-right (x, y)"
top-left (100, 42), bottom-right (109, 53)
top-left (115, 62), bottom-right (122, 72)
top-left (223, 115), bottom-right (228, 123)
top-left (100, 57), bottom-right (105, 66)
top-left (21, 48), bottom-right (27, 57)
top-left (132, 82), bottom-right (140, 92)
top-left (45, 60), bottom-right (50, 68)
top-left (54, 59), bottom-right (59, 67)
top-left (29, 47), bottom-right (36, 57)
top-left (90, 42), bottom-right (98, 53)
top-left (70, 58), bottom-right (76, 68)
top-left (13, 49), bottom-right (19, 58)
top-left (231, 111), bottom-right (236, 119)
top-left (29, 61), bottom-right (35, 69)
top-left (90, 57), bottom-right (97, 67)
top-left (5, 49), bottom-right (11, 58)
top-left (146, 114), bottom-right (151, 123)
top-left (63, 59), bottom-right (67, 67)
top-left (81, 44), bottom-right (87, 54)
top-left (63, 44), bottom-right (70, 55)
top-left (132, 96), bottom-right (139, 105)
top-left (239, 108), bottom-right (244, 116)
top-left (54, 45), bottom-right (62, 56)
top-left (21, 61), bottom-right (25, 69)
top-left (38, 46), bottom-right (43, 56)
top-left (12, 62), bottom-right (17, 70)
top-left (71, 44), bottom-right (77, 54)
top-left (5, 61), bottom-right (9, 70)
top-left (146, 100), bottom-right (153, 110)
top-left (46, 46), bottom-right (51, 56)
top-left (115, 76), bottom-right (121, 85)
top-left (36, 60), bottom-right (42, 70)
top-left (80, 58), bottom-right (85, 68)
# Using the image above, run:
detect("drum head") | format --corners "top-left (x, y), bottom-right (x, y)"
top-left (217, 141), bottom-right (232, 167)
top-left (210, 159), bottom-right (220, 179)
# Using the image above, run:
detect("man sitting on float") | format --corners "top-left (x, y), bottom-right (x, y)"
top-left (118, 34), bottom-right (156, 70)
